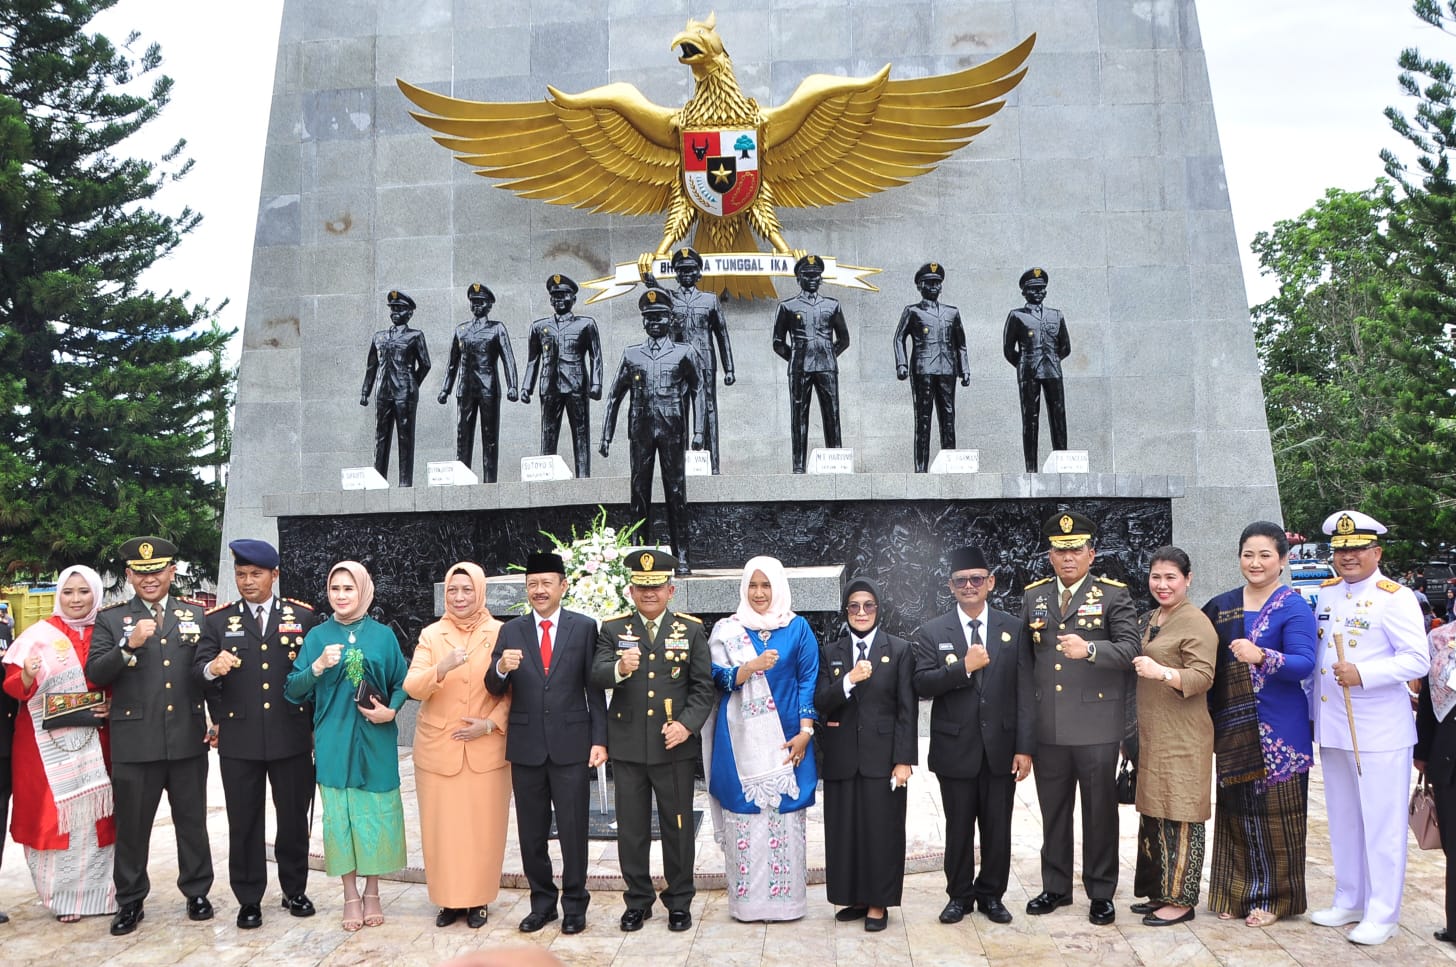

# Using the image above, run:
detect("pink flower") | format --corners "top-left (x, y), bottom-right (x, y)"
top-left (736, 838), bottom-right (749, 850)
top-left (768, 837), bottom-right (780, 848)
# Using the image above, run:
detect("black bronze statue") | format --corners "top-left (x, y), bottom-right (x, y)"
top-left (1002, 267), bottom-right (1071, 472)
top-left (771, 254), bottom-right (850, 474)
top-left (360, 289), bottom-right (431, 487)
top-left (437, 282), bottom-right (519, 483)
top-left (600, 289), bottom-right (705, 574)
top-left (893, 261), bottom-right (969, 472)
top-left (644, 247), bottom-right (735, 474)
top-left (522, 274), bottom-right (603, 478)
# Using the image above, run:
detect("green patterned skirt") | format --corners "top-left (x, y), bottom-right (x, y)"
top-left (319, 785), bottom-right (407, 877)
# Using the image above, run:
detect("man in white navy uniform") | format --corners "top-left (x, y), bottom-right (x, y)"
top-left (1309, 509), bottom-right (1429, 946)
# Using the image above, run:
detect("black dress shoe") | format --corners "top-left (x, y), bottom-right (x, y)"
top-left (1089, 899), bottom-right (1116, 925)
top-left (186, 896), bottom-right (214, 922)
top-left (111, 902), bottom-right (145, 936)
top-left (518, 910), bottom-right (558, 933)
top-left (668, 909), bottom-right (692, 932)
top-left (436, 907), bottom-right (463, 927)
top-left (1142, 907), bottom-right (1194, 927)
top-left (0, 910), bottom-right (8, 924)
top-left (978, 897), bottom-right (1013, 924)
top-left (938, 899), bottom-right (966, 924)
top-left (236, 903), bottom-right (262, 929)
top-left (1129, 901), bottom-right (1157, 915)
top-left (1436, 928), bottom-right (1454, 944)
top-left (864, 913), bottom-right (888, 932)
top-left (620, 908), bottom-right (651, 932)
top-left (561, 913), bottom-right (586, 935)
top-left (467, 906), bottom-right (488, 929)
top-left (282, 894), bottom-right (316, 918)
top-left (837, 906), bottom-right (870, 922)
top-left (1026, 891), bottom-right (1072, 916)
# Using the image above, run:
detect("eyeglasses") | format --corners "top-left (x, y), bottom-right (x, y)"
top-left (846, 601), bottom-right (878, 614)
top-left (950, 574), bottom-right (990, 589)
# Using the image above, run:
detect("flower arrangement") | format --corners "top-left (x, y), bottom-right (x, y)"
top-left (514, 507), bottom-right (644, 622)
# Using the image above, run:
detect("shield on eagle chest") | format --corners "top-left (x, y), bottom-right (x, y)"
top-left (681, 128), bottom-right (760, 217)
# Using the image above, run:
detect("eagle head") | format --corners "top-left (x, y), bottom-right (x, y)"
top-left (671, 12), bottom-right (728, 81)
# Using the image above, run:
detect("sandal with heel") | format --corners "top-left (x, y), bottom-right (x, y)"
top-left (341, 897), bottom-right (364, 932)
top-left (362, 891), bottom-right (384, 927)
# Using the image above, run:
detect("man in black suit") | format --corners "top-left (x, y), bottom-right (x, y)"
top-left (87, 536), bottom-right (215, 936)
top-left (486, 550), bottom-right (607, 935)
top-left (772, 254), bottom-right (851, 473)
top-left (195, 539), bottom-right (321, 929)
top-left (591, 550), bottom-right (713, 933)
top-left (913, 545), bottom-right (1034, 926)
top-left (1019, 511), bottom-right (1139, 925)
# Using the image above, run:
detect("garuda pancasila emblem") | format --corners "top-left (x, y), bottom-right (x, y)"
top-left (399, 13), bottom-right (1034, 298)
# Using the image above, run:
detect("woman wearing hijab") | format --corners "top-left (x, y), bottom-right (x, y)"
top-left (1417, 619), bottom-right (1456, 946)
top-left (813, 578), bottom-right (916, 931)
top-left (405, 561), bottom-right (511, 929)
top-left (705, 555), bottom-right (820, 922)
top-left (1, 565), bottom-right (117, 922)
top-left (285, 561), bottom-right (408, 932)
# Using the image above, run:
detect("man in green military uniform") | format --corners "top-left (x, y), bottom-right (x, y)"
top-left (591, 550), bottom-right (713, 933)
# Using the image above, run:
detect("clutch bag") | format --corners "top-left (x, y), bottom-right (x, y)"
top-left (1411, 776), bottom-right (1442, 850)
top-left (41, 690), bottom-right (106, 730)
top-left (354, 678), bottom-right (386, 710)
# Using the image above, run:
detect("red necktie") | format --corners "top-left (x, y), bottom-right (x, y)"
top-left (539, 619), bottom-right (553, 674)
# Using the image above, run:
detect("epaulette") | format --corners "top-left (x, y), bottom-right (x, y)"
top-left (206, 601), bottom-right (236, 616)
top-left (1321, 576), bottom-right (1343, 587)
top-left (602, 611), bottom-right (633, 623)
top-left (1024, 576), bottom-right (1054, 590)
top-left (673, 611), bottom-right (703, 624)
top-left (101, 601), bottom-right (126, 611)
top-left (1095, 576), bottom-right (1127, 588)
top-left (179, 597), bottom-right (208, 608)
top-left (1377, 579), bottom-right (1402, 593)
top-left (283, 597), bottom-right (315, 611)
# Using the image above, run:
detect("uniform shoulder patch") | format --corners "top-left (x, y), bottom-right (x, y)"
top-left (206, 601), bottom-right (236, 616)
top-left (283, 597), bottom-right (315, 611)
top-left (1024, 576), bottom-right (1054, 590)
top-left (673, 611), bottom-right (703, 624)
top-left (1377, 579), bottom-right (1402, 593)
top-left (1095, 576), bottom-right (1127, 588)
top-left (1321, 576), bottom-right (1343, 587)
top-left (179, 597), bottom-right (207, 608)
top-left (602, 611), bottom-right (633, 624)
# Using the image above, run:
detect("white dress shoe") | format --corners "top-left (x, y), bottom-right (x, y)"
top-left (1310, 907), bottom-right (1363, 927)
top-left (1347, 921), bottom-right (1398, 946)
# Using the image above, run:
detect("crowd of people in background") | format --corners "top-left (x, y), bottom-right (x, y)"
top-left (0, 504), bottom-right (1449, 953)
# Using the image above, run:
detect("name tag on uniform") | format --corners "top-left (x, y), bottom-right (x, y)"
top-left (224, 628), bottom-right (245, 637)
top-left (938, 641), bottom-right (954, 651)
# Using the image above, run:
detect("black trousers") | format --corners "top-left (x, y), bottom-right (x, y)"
top-left (539, 393), bottom-right (592, 477)
top-left (911, 375), bottom-right (957, 472)
top-left (455, 391), bottom-right (503, 483)
top-left (629, 428), bottom-right (689, 562)
top-left (1431, 771), bottom-right (1456, 930)
top-left (937, 759), bottom-right (1016, 902)
top-left (373, 395), bottom-right (418, 486)
top-left (112, 757), bottom-right (214, 906)
top-left (512, 759), bottom-right (590, 916)
top-left (788, 369), bottom-right (841, 472)
top-left (220, 752), bottom-right (314, 905)
top-left (0, 754), bottom-right (10, 882)
top-left (1032, 741), bottom-right (1120, 900)
top-left (613, 758), bottom-right (696, 912)
top-left (1017, 377), bottom-right (1067, 472)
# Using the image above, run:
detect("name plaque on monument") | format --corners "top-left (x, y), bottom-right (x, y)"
top-left (427, 461), bottom-right (478, 487)
top-left (809, 448), bottom-right (855, 475)
top-left (685, 451), bottom-right (711, 477)
top-left (1042, 450), bottom-right (1089, 474)
top-left (341, 467), bottom-right (389, 490)
top-left (521, 455), bottom-right (573, 482)
top-left (930, 450), bottom-right (980, 474)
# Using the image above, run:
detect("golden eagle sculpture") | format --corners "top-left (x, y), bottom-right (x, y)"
top-left (398, 13), bottom-right (1034, 299)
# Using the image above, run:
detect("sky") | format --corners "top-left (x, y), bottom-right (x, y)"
top-left (91, 0), bottom-right (1433, 344)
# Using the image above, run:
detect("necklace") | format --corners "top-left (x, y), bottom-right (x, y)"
top-left (757, 630), bottom-right (772, 645)
top-left (337, 617), bottom-right (366, 645)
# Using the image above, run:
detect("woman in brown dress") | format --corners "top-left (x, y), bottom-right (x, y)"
top-left (405, 561), bottom-right (512, 928)
top-left (1128, 546), bottom-right (1217, 926)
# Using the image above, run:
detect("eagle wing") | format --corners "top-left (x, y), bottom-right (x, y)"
top-left (396, 79), bottom-right (680, 216)
top-left (760, 34), bottom-right (1035, 208)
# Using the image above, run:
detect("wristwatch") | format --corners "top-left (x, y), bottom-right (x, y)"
top-left (120, 646), bottom-right (138, 668)
top-left (1161, 669), bottom-right (1173, 682)
top-left (1085, 642), bottom-right (1097, 663)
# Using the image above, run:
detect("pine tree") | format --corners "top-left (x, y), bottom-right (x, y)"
top-left (0, 0), bottom-right (232, 581)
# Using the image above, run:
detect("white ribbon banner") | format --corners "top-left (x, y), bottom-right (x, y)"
top-left (583, 253), bottom-right (881, 304)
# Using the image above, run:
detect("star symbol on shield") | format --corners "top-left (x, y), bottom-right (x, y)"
top-left (710, 163), bottom-right (732, 186)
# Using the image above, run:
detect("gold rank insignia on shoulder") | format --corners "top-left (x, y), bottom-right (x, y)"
top-left (604, 611), bottom-right (633, 623)
top-left (674, 611), bottom-right (702, 624)
top-left (1321, 576), bottom-right (1342, 587)
top-left (284, 597), bottom-right (314, 611)
top-left (206, 601), bottom-right (235, 616)
top-left (1096, 576), bottom-right (1126, 588)
top-left (1025, 576), bottom-right (1053, 590)
top-left (1377, 579), bottom-right (1401, 593)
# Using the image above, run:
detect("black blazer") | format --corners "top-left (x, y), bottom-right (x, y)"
top-left (813, 630), bottom-right (918, 780)
top-left (1417, 676), bottom-right (1456, 786)
top-left (912, 605), bottom-right (1035, 778)
top-left (486, 609), bottom-right (607, 767)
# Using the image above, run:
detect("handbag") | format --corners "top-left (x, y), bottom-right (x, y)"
top-left (41, 690), bottom-right (106, 730)
top-left (353, 678), bottom-right (386, 710)
top-left (1115, 757), bottom-right (1137, 805)
top-left (1411, 776), bottom-right (1442, 850)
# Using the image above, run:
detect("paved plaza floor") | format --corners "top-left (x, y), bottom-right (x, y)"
top-left (2, 741), bottom-right (1453, 965)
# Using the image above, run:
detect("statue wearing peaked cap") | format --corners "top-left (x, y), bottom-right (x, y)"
top-left (438, 282), bottom-right (519, 483)
top-left (894, 261), bottom-right (969, 472)
top-left (523, 274), bottom-right (602, 478)
top-left (361, 289), bottom-right (432, 487)
top-left (772, 255), bottom-right (850, 473)
top-left (1003, 268), bottom-right (1071, 473)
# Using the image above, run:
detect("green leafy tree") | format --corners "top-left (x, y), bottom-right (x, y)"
top-left (0, 0), bottom-right (233, 582)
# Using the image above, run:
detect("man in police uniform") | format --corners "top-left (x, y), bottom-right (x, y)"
top-left (650, 247), bottom-right (735, 474)
top-left (1310, 510), bottom-right (1429, 946)
top-left (87, 536), bottom-right (215, 936)
top-left (591, 550), bottom-right (713, 932)
top-left (1002, 267), bottom-right (1072, 472)
top-left (522, 274), bottom-right (603, 478)
top-left (600, 289), bottom-right (705, 573)
top-left (437, 282), bottom-right (520, 483)
top-left (1019, 511), bottom-right (1138, 925)
top-left (195, 539), bottom-right (322, 929)
top-left (893, 261), bottom-right (970, 473)
top-left (360, 289), bottom-right (432, 487)
top-left (772, 254), bottom-right (851, 473)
